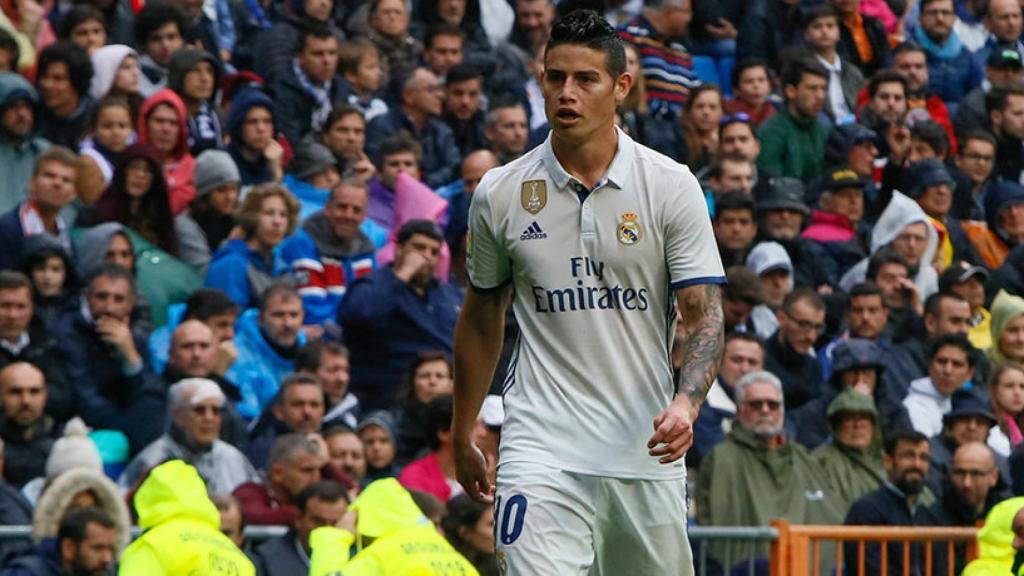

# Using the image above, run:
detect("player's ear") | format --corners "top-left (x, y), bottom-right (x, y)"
top-left (614, 71), bottom-right (633, 104)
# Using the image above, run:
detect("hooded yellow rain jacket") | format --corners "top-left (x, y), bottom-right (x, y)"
top-left (962, 496), bottom-right (1024, 575)
top-left (118, 460), bottom-right (255, 575)
top-left (309, 478), bottom-right (479, 576)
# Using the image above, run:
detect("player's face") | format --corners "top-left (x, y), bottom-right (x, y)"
top-left (541, 43), bottom-right (631, 141)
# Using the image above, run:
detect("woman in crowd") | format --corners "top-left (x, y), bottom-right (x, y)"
top-left (989, 363), bottom-right (1024, 457)
top-left (89, 44), bottom-right (142, 117)
top-left (616, 42), bottom-right (653, 143)
top-left (357, 412), bottom-right (401, 488)
top-left (174, 149), bottom-right (241, 276)
top-left (57, 4), bottom-right (107, 54)
top-left (204, 183), bottom-right (298, 309)
top-left (443, 494), bottom-right (497, 576)
top-left (396, 352), bottom-right (455, 463)
top-left (137, 88), bottom-right (196, 215)
top-left (87, 143), bottom-right (177, 255)
top-left (990, 290), bottom-right (1024, 366)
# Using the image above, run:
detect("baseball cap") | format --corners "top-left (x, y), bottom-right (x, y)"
top-left (757, 177), bottom-right (810, 215)
top-left (938, 260), bottom-right (990, 292)
top-left (746, 241), bottom-right (793, 276)
top-left (824, 167), bottom-right (866, 193)
top-left (987, 48), bottom-right (1023, 69)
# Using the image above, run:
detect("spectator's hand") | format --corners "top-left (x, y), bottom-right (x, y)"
top-left (896, 277), bottom-right (923, 315)
top-left (887, 123), bottom-right (911, 164)
top-left (454, 438), bottom-right (495, 504)
top-left (705, 18), bottom-right (737, 39)
top-left (302, 324), bottom-right (325, 341)
top-left (15, 0), bottom-right (44, 37)
top-left (95, 316), bottom-right (141, 366)
top-left (817, 284), bottom-right (833, 296)
top-left (265, 140), bottom-right (285, 182)
top-left (393, 250), bottom-right (431, 284)
top-left (351, 154), bottom-right (376, 184)
top-left (212, 340), bottom-right (237, 376)
top-left (648, 395), bottom-right (699, 464)
top-left (337, 509), bottom-right (358, 533)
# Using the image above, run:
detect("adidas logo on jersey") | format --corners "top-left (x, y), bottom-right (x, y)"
top-left (520, 221), bottom-right (547, 241)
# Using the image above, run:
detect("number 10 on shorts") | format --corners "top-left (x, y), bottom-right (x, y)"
top-left (494, 494), bottom-right (528, 545)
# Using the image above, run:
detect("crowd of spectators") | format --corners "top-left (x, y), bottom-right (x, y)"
top-left (4, 0), bottom-right (1024, 572)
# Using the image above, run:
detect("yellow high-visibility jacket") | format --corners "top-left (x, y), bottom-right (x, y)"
top-left (118, 460), bottom-right (255, 576)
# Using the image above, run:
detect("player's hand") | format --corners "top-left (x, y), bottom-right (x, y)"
top-left (454, 438), bottom-right (495, 504)
top-left (648, 396), bottom-right (699, 464)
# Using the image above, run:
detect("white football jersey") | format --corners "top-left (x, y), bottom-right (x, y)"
top-left (467, 129), bottom-right (724, 479)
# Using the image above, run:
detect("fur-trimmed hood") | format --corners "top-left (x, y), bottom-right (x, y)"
top-left (32, 468), bottom-right (132, 552)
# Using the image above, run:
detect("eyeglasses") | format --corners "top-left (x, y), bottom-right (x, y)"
top-left (743, 399), bottom-right (782, 411)
top-left (790, 317), bottom-right (827, 334)
top-left (720, 112), bottom-right (752, 126)
top-left (961, 153), bottom-right (994, 163)
top-left (191, 405), bottom-right (223, 416)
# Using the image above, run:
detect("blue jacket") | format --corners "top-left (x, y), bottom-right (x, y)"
top-left (279, 215), bottom-right (378, 325)
top-left (283, 174), bottom-right (388, 247)
top-left (365, 109), bottom-right (462, 189)
top-left (915, 28), bottom-right (983, 109)
top-left (226, 308), bottom-right (307, 420)
top-left (338, 268), bottom-right (463, 411)
top-left (205, 238), bottom-right (288, 310)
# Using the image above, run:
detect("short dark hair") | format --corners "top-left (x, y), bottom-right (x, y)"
top-left (846, 283), bottom-right (884, 308)
top-left (910, 121), bottom-right (949, 158)
top-left (919, 0), bottom-right (952, 10)
top-left (958, 129), bottom-right (997, 151)
top-left (324, 103), bottom-right (365, 132)
top-left (884, 428), bottom-right (929, 455)
top-left (297, 21), bottom-right (335, 55)
top-left (0, 28), bottom-right (20, 67)
top-left (34, 146), bottom-right (79, 176)
top-left (928, 333), bottom-right (975, 366)
top-left (725, 331), bottom-right (765, 352)
top-left (58, 508), bottom-right (115, 546)
top-left (892, 41), bottom-right (927, 60)
top-left (987, 84), bottom-right (1024, 114)
top-left (545, 9), bottom-right (626, 78)
top-left (867, 69), bottom-right (907, 99)
top-left (425, 394), bottom-right (454, 451)
top-left (780, 55), bottom-right (828, 91)
top-left (866, 246), bottom-right (908, 281)
top-left (57, 4), bottom-right (106, 41)
top-left (445, 62), bottom-right (483, 85)
top-left (714, 191), bottom-right (755, 220)
top-left (0, 270), bottom-right (33, 292)
top-left (258, 282), bottom-right (301, 312)
top-left (37, 42), bottom-right (93, 97)
top-left (708, 152), bottom-right (753, 180)
top-left (801, 3), bottom-right (839, 29)
top-left (296, 340), bottom-right (350, 373)
top-left (397, 219), bottom-right (444, 245)
top-left (924, 291), bottom-right (968, 319)
top-left (730, 58), bottom-right (770, 91)
top-left (276, 373), bottom-right (322, 406)
top-left (88, 263), bottom-right (135, 293)
top-left (425, 22), bottom-right (465, 48)
top-left (379, 132), bottom-right (423, 164)
top-left (134, 1), bottom-right (186, 47)
top-left (783, 288), bottom-right (825, 314)
top-left (184, 288), bottom-right (240, 321)
top-left (295, 480), bottom-right (349, 512)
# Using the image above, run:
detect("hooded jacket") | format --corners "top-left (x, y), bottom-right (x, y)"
top-left (840, 191), bottom-right (940, 298)
top-left (0, 73), bottom-right (49, 215)
top-left (990, 290), bottom-right (1024, 366)
top-left (89, 44), bottom-right (137, 100)
top-left (225, 308), bottom-right (308, 420)
top-left (168, 47), bottom-right (224, 155)
top-left (309, 478), bottom-right (478, 576)
top-left (204, 237), bottom-right (287, 310)
top-left (961, 496), bottom-right (1024, 575)
top-left (904, 376), bottom-right (957, 437)
top-left (964, 181), bottom-right (1024, 269)
top-left (32, 468), bottom-right (132, 553)
top-left (118, 460), bottom-right (255, 575)
top-left (280, 211), bottom-right (377, 325)
top-left (226, 88), bottom-right (276, 186)
top-left (138, 89), bottom-right (197, 215)
top-left (812, 390), bottom-right (887, 511)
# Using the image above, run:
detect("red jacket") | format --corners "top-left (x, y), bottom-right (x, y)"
top-left (232, 482), bottom-right (298, 526)
top-left (855, 88), bottom-right (958, 155)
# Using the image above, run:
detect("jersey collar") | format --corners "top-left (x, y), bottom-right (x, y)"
top-left (542, 126), bottom-right (635, 193)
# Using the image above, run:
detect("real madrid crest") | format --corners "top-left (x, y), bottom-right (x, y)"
top-left (617, 212), bottom-right (642, 245)
top-left (521, 180), bottom-right (547, 214)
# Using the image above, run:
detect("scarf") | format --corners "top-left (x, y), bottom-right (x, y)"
top-left (912, 25), bottom-right (963, 61)
top-left (187, 101), bottom-right (224, 154)
top-left (291, 58), bottom-right (332, 133)
top-left (1005, 412), bottom-right (1024, 446)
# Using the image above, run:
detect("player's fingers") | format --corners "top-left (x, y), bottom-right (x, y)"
top-left (653, 428), bottom-right (691, 457)
top-left (659, 433), bottom-right (694, 464)
top-left (648, 413), bottom-right (677, 448)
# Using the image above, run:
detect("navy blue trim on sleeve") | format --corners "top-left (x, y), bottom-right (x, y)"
top-left (670, 275), bottom-right (728, 290)
top-left (468, 277), bottom-right (512, 295)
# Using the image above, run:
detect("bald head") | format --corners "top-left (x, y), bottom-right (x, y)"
top-left (169, 319), bottom-right (216, 377)
top-left (951, 441), bottom-right (999, 511)
top-left (986, 0), bottom-right (1023, 42)
top-left (0, 362), bottom-right (46, 428)
top-left (462, 150), bottom-right (498, 195)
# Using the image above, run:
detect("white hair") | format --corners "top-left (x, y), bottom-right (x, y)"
top-left (734, 371), bottom-right (784, 406)
top-left (168, 377), bottom-right (226, 411)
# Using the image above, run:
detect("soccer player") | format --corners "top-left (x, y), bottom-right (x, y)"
top-left (451, 9), bottom-right (725, 575)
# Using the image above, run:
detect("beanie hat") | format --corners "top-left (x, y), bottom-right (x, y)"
top-left (44, 418), bottom-right (103, 479)
top-left (194, 149), bottom-right (241, 197)
top-left (289, 140), bottom-right (338, 182)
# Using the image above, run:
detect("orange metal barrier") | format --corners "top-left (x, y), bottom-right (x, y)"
top-left (769, 520), bottom-right (979, 576)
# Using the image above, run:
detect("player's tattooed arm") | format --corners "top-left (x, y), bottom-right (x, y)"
top-left (675, 283), bottom-right (725, 407)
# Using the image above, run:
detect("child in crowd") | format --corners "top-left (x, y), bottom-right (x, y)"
top-left (78, 95), bottom-right (135, 203)
top-left (802, 3), bottom-right (863, 126)
top-left (725, 58), bottom-right (777, 127)
top-left (340, 39), bottom-right (388, 122)
top-left (168, 46), bottom-right (223, 155)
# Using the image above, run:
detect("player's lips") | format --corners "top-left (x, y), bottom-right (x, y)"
top-left (556, 109), bottom-right (581, 120)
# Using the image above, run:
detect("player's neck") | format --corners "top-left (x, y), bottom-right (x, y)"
top-left (550, 124), bottom-right (619, 189)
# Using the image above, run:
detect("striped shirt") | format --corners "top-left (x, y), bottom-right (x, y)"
top-left (618, 15), bottom-right (700, 118)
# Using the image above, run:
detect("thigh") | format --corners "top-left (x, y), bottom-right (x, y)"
top-left (495, 465), bottom-right (596, 576)
top-left (592, 477), bottom-right (693, 576)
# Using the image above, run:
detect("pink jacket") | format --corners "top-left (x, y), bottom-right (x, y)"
top-left (375, 172), bottom-right (451, 279)
top-left (801, 210), bottom-right (857, 243)
top-left (397, 452), bottom-right (452, 503)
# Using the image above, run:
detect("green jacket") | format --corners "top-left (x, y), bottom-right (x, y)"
top-left (962, 496), bottom-right (1024, 575)
top-left (755, 106), bottom-right (828, 183)
top-left (118, 460), bottom-right (255, 575)
top-left (697, 426), bottom-right (846, 565)
top-left (309, 478), bottom-right (478, 576)
top-left (814, 388), bottom-right (887, 511)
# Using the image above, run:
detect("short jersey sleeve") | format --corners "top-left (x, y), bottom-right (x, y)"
top-left (663, 167), bottom-right (726, 289)
top-left (466, 177), bottom-right (512, 291)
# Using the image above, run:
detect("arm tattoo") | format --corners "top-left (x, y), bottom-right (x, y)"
top-left (675, 284), bottom-right (724, 406)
